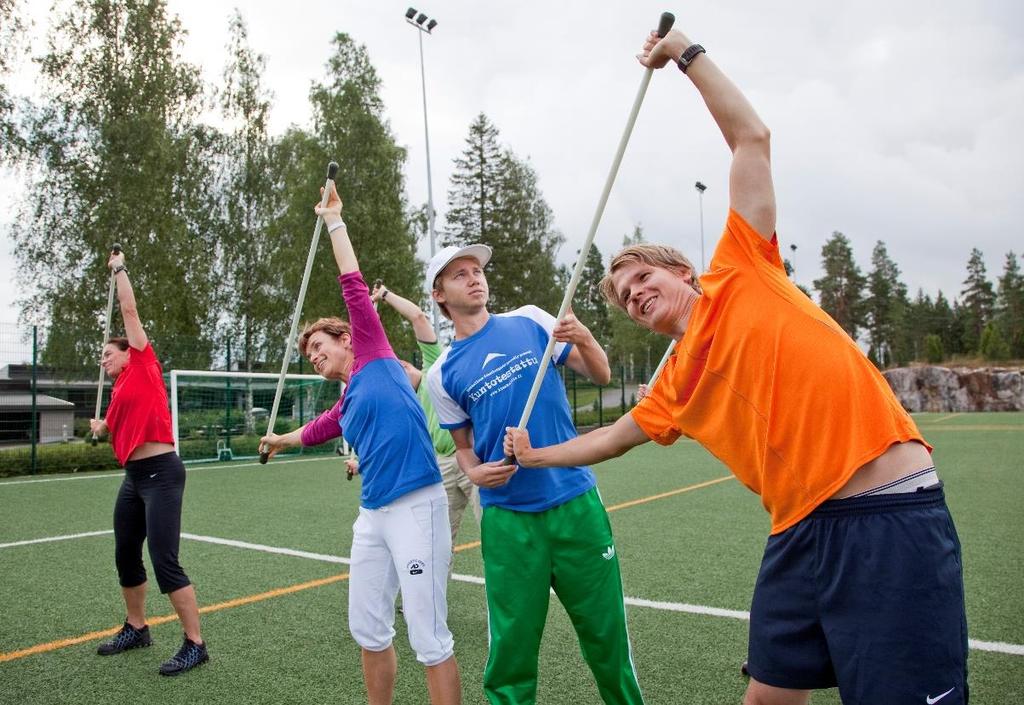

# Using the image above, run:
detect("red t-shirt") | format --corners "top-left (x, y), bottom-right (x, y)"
top-left (105, 343), bottom-right (175, 465)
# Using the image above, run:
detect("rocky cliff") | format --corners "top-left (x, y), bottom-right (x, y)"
top-left (883, 366), bottom-right (1023, 412)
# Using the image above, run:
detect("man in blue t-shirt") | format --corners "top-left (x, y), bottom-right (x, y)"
top-left (425, 244), bottom-right (645, 704)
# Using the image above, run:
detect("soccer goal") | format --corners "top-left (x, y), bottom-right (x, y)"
top-left (169, 370), bottom-right (346, 463)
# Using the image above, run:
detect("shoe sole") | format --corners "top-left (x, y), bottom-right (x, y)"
top-left (96, 640), bottom-right (152, 656)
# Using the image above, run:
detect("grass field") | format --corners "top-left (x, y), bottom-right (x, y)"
top-left (1, 412), bottom-right (1021, 704)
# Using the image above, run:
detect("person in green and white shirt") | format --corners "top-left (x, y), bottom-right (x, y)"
top-left (370, 281), bottom-right (481, 545)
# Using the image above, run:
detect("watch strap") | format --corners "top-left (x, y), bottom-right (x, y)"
top-left (677, 44), bottom-right (706, 73)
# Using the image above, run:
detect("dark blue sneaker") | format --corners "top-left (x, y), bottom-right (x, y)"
top-left (97, 621), bottom-right (152, 655)
top-left (158, 635), bottom-right (209, 676)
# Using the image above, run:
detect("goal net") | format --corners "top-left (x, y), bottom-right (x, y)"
top-left (169, 370), bottom-right (346, 463)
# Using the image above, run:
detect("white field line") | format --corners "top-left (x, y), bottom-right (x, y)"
top-left (0, 455), bottom-right (335, 487)
top-left (0, 530), bottom-right (113, 549)
top-left (4, 530), bottom-right (1022, 657)
top-left (180, 533), bottom-right (351, 565)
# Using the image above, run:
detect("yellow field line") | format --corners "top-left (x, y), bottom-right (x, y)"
top-left (1, 476), bottom-right (732, 663)
top-left (927, 425), bottom-right (1022, 432)
top-left (605, 475), bottom-right (734, 512)
top-left (451, 475), bottom-right (734, 552)
top-left (0, 573), bottom-right (350, 663)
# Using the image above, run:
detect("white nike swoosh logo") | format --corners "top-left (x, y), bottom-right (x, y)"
top-left (602, 546), bottom-right (615, 560)
top-left (926, 687), bottom-right (956, 704)
top-left (150, 473), bottom-right (157, 478)
top-left (482, 352), bottom-right (507, 368)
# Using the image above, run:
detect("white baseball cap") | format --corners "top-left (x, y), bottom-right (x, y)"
top-left (425, 244), bottom-right (492, 291)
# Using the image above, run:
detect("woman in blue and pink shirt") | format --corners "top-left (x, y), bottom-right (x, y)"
top-left (260, 182), bottom-right (461, 704)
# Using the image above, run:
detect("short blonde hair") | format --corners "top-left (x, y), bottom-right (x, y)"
top-left (599, 244), bottom-right (702, 310)
top-left (298, 317), bottom-right (351, 357)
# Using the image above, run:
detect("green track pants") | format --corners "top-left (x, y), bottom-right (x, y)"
top-left (480, 487), bottom-right (645, 705)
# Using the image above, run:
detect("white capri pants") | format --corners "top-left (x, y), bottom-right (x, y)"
top-left (348, 482), bottom-right (455, 666)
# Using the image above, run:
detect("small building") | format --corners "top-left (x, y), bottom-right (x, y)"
top-left (0, 393), bottom-right (76, 444)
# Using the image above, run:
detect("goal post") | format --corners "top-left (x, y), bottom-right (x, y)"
top-left (169, 369), bottom-right (347, 463)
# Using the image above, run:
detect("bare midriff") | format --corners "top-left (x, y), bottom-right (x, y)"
top-left (831, 440), bottom-right (934, 499)
top-left (128, 441), bottom-right (176, 463)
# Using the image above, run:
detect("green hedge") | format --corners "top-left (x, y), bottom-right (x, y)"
top-left (0, 431), bottom-right (340, 477)
top-left (0, 442), bottom-right (121, 477)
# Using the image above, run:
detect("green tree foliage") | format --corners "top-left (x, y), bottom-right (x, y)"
top-left (813, 231), bottom-right (866, 339)
top-left (959, 248), bottom-right (996, 353)
top-left (573, 244), bottom-right (610, 344)
top-left (267, 33), bottom-right (422, 361)
top-left (979, 322), bottom-right (1010, 361)
top-left (14, 0), bottom-right (218, 371)
top-left (623, 225), bottom-right (645, 248)
top-left (904, 289), bottom-right (932, 361)
top-left (0, 0), bottom-right (26, 160)
top-left (933, 291), bottom-right (961, 355)
top-left (924, 334), bottom-right (944, 364)
top-left (865, 240), bottom-right (910, 367)
top-left (996, 251), bottom-right (1024, 358)
top-left (217, 10), bottom-right (279, 371)
top-left (444, 113), bottom-right (564, 314)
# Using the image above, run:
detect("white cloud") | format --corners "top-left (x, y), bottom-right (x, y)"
top-left (2, 0), bottom-right (1022, 329)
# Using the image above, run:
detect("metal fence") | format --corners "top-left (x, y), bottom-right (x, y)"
top-left (0, 321), bottom-right (657, 477)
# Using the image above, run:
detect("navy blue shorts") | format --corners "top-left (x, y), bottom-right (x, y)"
top-left (747, 485), bottom-right (968, 704)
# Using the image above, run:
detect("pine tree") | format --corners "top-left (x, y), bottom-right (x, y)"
top-left (623, 225), bottom-right (646, 247)
top-left (444, 113), bottom-right (563, 313)
top-left (979, 322), bottom-right (1010, 361)
top-left (574, 244), bottom-right (610, 344)
top-left (924, 334), bottom-right (944, 364)
top-left (445, 113), bottom-right (502, 247)
top-left (933, 291), bottom-right (959, 355)
top-left (865, 241), bottom-right (910, 367)
top-left (996, 251), bottom-right (1024, 358)
top-left (14, 0), bottom-right (218, 370)
top-left (813, 232), bottom-right (866, 339)
top-left (959, 248), bottom-right (996, 353)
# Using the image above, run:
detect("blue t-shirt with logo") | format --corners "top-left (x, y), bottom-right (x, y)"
top-left (336, 272), bottom-right (441, 510)
top-left (426, 306), bottom-right (596, 512)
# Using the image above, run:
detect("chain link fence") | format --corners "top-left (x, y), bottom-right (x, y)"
top-left (1, 321), bottom-right (658, 477)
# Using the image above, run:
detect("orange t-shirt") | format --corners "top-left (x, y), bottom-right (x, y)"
top-left (631, 209), bottom-right (929, 534)
top-left (105, 343), bottom-right (175, 466)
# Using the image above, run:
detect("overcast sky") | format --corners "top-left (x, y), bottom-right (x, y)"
top-left (1, 0), bottom-right (1022, 336)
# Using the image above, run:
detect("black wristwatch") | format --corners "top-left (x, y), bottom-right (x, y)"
top-left (112, 265), bottom-right (127, 275)
top-left (677, 44), bottom-right (706, 73)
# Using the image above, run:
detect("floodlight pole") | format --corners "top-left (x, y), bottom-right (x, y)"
top-left (406, 8), bottom-right (441, 337)
top-left (695, 181), bottom-right (707, 270)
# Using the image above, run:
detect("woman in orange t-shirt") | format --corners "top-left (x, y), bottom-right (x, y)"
top-left (89, 249), bottom-right (208, 676)
top-left (506, 23), bottom-right (967, 705)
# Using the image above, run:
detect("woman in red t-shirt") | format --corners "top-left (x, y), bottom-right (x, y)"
top-left (89, 249), bottom-right (208, 676)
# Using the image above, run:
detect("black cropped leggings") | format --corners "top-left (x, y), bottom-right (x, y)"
top-left (113, 451), bottom-right (191, 594)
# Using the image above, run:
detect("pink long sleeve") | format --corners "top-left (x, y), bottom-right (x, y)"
top-left (300, 398), bottom-right (344, 446)
top-left (339, 272), bottom-right (396, 374)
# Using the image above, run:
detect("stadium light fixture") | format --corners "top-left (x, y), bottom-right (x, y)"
top-left (404, 7), bottom-right (441, 335)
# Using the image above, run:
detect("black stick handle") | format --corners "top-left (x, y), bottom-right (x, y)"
top-left (111, 243), bottom-right (122, 255)
top-left (259, 450), bottom-right (270, 465)
top-left (657, 12), bottom-right (675, 37)
top-left (92, 436), bottom-right (98, 447)
top-left (326, 161), bottom-right (339, 181)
